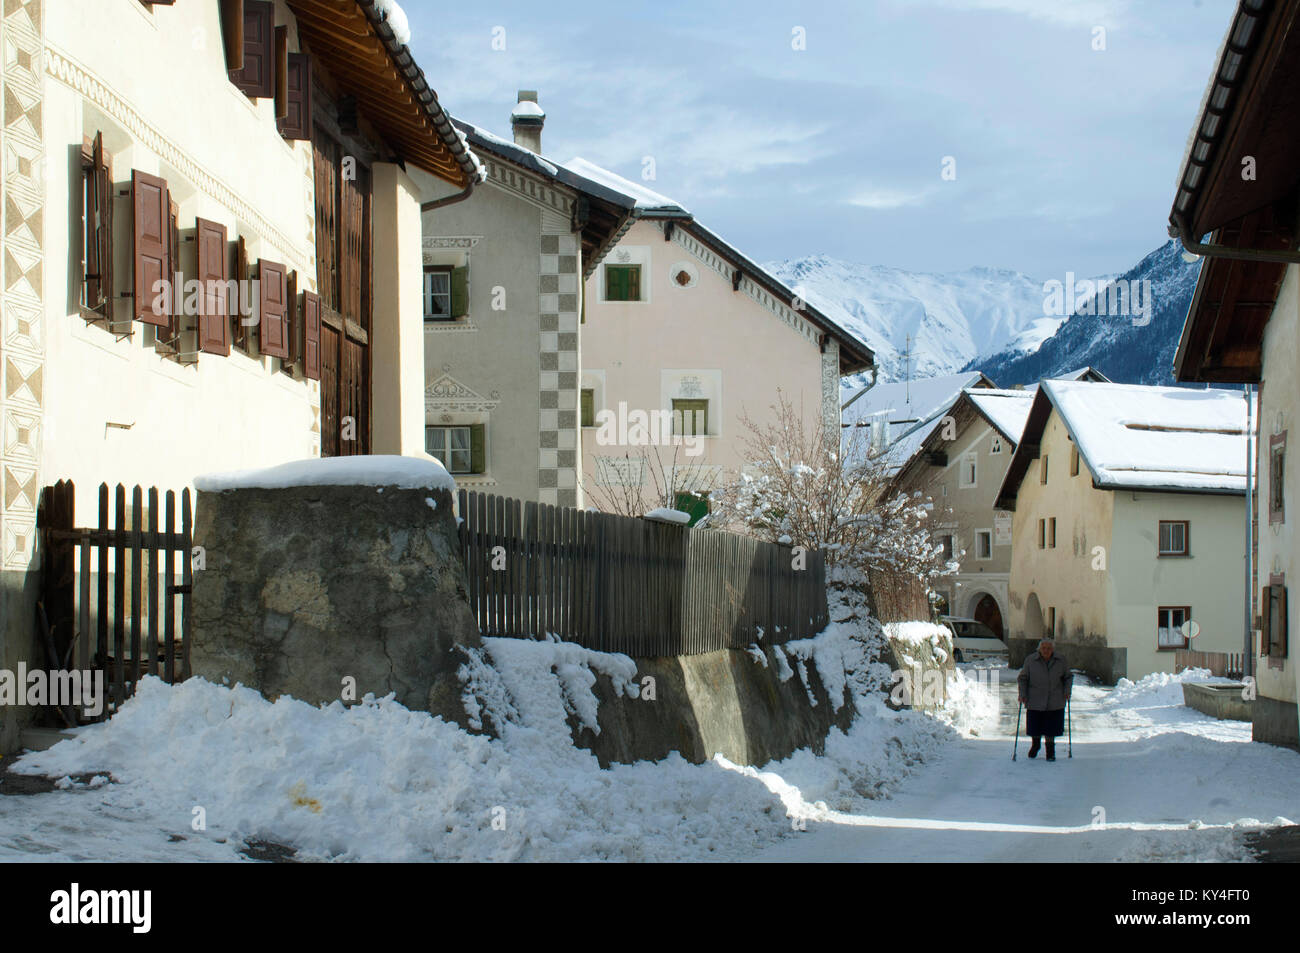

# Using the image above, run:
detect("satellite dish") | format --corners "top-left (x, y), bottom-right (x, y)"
top-left (1181, 619), bottom-right (1201, 640)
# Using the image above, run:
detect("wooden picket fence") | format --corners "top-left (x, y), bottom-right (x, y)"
top-left (456, 490), bottom-right (827, 656)
top-left (1174, 649), bottom-right (1246, 680)
top-left (37, 480), bottom-right (193, 724)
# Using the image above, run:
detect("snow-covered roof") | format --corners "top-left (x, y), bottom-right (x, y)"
top-left (1041, 381), bottom-right (1248, 493)
top-left (564, 157), bottom-right (690, 216)
top-left (1057, 366), bottom-right (1111, 382)
top-left (842, 372), bottom-right (988, 429)
top-left (196, 455), bottom-right (456, 493)
top-left (965, 388), bottom-right (1035, 444)
top-left (372, 0), bottom-right (411, 46)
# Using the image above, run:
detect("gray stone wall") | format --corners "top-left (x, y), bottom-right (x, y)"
top-left (191, 483), bottom-right (481, 723)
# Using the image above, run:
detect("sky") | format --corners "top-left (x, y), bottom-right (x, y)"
top-left (403, 0), bottom-right (1235, 280)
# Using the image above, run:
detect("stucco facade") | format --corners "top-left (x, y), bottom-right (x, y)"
top-left (1254, 264), bottom-right (1299, 747)
top-left (580, 218), bottom-right (839, 512)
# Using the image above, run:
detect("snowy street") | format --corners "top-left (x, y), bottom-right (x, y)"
top-left (750, 668), bottom-right (1297, 862)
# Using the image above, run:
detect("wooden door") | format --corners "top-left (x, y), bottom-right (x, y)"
top-left (313, 128), bottom-right (371, 456)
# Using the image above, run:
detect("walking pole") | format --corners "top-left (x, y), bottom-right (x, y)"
top-left (1012, 702), bottom-right (1022, 761)
top-left (1067, 697), bottom-right (1073, 758)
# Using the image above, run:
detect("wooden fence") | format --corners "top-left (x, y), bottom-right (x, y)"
top-left (457, 490), bottom-right (827, 656)
top-left (1174, 649), bottom-right (1246, 680)
top-left (37, 480), bottom-right (193, 724)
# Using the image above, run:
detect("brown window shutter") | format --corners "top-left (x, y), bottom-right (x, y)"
top-left (132, 169), bottom-right (170, 326)
top-left (302, 290), bottom-right (321, 380)
top-left (273, 25), bottom-right (289, 120)
top-left (277, 53), bottom-right (312, 140)
top-left (258, 259), bottom-right (289, 358)
top-left (285, 269), bottom-right (298, 368)
top-left (196, 217), bottom-right (230, 355)
top-left (220, 0), bottom-right (244, 72)
top-left (86, 131), bottom-right (114, 311)
top-left (229, 0), bottom-right (273, 98)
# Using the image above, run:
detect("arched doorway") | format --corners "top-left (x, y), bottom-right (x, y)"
top-left (1024, 592), bottom-right (1044, 643)
top-left (972, 593), bottom-right (1004, 640)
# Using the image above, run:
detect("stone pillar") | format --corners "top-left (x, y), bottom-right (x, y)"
top-left (190, 472), bottom-right (480, 723)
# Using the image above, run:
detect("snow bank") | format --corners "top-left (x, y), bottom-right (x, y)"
top-left (883, 621), bottom-right (950, 644)
top-left (1101, 667), bottom-right (1235, 712)
top-left (195, 455), bottom-right (455, 493)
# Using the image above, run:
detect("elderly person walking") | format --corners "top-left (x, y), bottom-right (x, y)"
top-left (1017, 638), bottom-right (1072, 761)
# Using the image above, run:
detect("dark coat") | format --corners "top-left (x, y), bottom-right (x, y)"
top-left (1017, 651), bottom-right (1072, 711)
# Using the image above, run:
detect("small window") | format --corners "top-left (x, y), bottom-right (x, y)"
top-left (1262, 582), bottom-right (1288, 659)
top-left (1070, 444), bottom-right (1080, 476)
top-left (1048, 517), bottom-right (1057, 549)
top-left (426, 426), bottom-right (473, 474)
top-left (990, 436), bottom-right (1003, 454)
top-left (1158, 520), bottom-right (1188, 556)
top-left (1270, 433), bottom-right (1286, 524)
top-left (672, 398), bottom-right (708, 436)
top-left (1047, 607), bottom-right (1056, 638)
top-left (580, 388), bottom-right (595, 428)
top-left (939, 534), bottom-right (954, 560)
top-left (959, 453), bottom-right (977, 488)
top-left (1040, 455), bottom-right (1049, 484)
top-left (423, 266), bottom-right (452, 321)
top-left (1157, 606), bottom-right (1191, 650)
top-left (605, 264), bottom-right (642, 301)
top-left (975, 530), bottom-right (992, 560)
top-left (1037, 518), bottom-right (1046, 549)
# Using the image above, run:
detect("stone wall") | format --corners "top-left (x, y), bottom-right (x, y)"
top-left (558, 642), bottom-right (855, 768)
top-left (190, 478), bottom-right (481, 724)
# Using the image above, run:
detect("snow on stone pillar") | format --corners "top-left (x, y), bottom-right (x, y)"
top-left (821, 337), bottom-right (841, 439)
top-left (511, 91), bottom-right (545, 153)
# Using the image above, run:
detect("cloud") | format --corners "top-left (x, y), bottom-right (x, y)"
top-left (847, 186), bottom-right (934, 210)
top-left (920, 0), bottom-right (1127, 28)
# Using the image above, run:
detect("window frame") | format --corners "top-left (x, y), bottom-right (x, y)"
top-left (1048, 517), bottom-right (1057, 549)
top-left (1157, 606), bottom-right (1192, 651)
top-left (959, 452), bottom-right (977, 489)
top-left (1070, 443), bottom-right (1080, 477)
top-left (1157, 520), bottom-right (1189, 557)
top-left (425, 425), bottom-right (474, 475)
top-left (1040, 454), bottom-right (1049, 485)
top-left (423, 265), bottom-right (454, 322)
top-left (604, 263), bottom-right (643, 302)
top-left (580, 388), bottom-right (595, 428)
top-left (1037, 518), bottom-right (1045, 549)
top-left (975, 529), bottom-right (993, 561)
top-left (672, 398), bottom-right (708, 436)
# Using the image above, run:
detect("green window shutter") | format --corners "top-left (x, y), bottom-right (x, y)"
top-left (628, 264), bottom-right (641, 301)
top-left (450, 266), bottom-right (469, 318)
top-left (605, 265), bottom-right (625, 301)
top-left (470, 423), bottom-right (486, 473)
top-left (672, 399), bottom-right (708, 435)
top-left (580, 389), bottom-right (594, 427)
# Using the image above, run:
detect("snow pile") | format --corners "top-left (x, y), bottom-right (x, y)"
top-left (1101, 667), bottom-right (1232, 712)
top-left (373, 0), bottom-right (411, 46)
top-left (643, 508), bottom-right (691, 525)
top-left (883, 620), bottom-right (951, 644)
top-left (195, 455), bottom-right (455, 493)
top-left (931, 665), bottom-right (1000, 736)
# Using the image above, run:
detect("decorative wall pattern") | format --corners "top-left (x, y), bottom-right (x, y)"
top-left (1, 0), bottom-right (45, 571)
top-left (821, 337), bottom-right (840, 437)
top-left (539, 230), bottom-right (580, 507)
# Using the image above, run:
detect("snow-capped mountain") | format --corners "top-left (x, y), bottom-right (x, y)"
top-left (967, 241), bottom-right (1203, 387)
top-left (765, 255), bottom-right (1085, 391)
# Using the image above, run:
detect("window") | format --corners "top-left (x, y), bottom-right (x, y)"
top-left (1040, 455), bottom-right (1049, 484)
top-left (1048, 517), bottom-right (1057, 549)
top-left (79, 133), bottom-right (114, 319)
top-left (423, 267), bottom-right (452, 320)
top-left (939, 535), bottom-right (954, 560)
top-left (959, 453), bottom-right (977, 488)
top-left (1262, 581), bottom-right (1288, 659)
top-left (605, 264), bottom-right (642, 301)
top-left (1047, 607), bottom-right (1056, 638)
top-left (1158, 520), bottom-right (1188, 556)
top-left (990, 436), bottom-right (1003, 454)
top-left (226, 0), bottom-right (275, 99)
top-left (1037, 518), bottom-right (1046, 549)
top-left (975, 530), bottom-right (992, 560)
top-left (1157, 607), bottom-right (1191, 649)
top-left (425, 425), bottom-right (484, 475)
top-left (580, 389), bottom-right (595, 428)
top-left (1070, 444), bottom-right (1080, 476)
top-left (672, 398), bottom-right (708, 436)
top-left (1270, 432), bottom-right (1286, 524)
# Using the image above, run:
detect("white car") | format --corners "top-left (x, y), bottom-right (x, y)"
top-left (940, 616), bottom-right (1009, 663)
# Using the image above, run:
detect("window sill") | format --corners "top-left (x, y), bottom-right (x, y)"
top-left (1156, 645), bottom-right (1190, 652)
top-left (424, 320), bottom-right (477, 333)
top-left (1157, 553), bottom-right (1191, 559)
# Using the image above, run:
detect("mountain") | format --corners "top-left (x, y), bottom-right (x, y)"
top-left (966, 240), bottom-right (1203, 387)
top-left (765, 255), bottom-right (1085, 392)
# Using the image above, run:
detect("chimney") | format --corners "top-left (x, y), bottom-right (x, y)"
top-left (510, 90), bottom-right (545, 153)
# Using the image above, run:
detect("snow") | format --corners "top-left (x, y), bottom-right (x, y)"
top-left (458, 121), bottom-right (556, 175)
top-left (1041, 379), bottom-right (1249, 492)
top-left (643, 507), bottom-right (690, 524)
top-left (452, 125), bottom-right (488, 182)
top-left (841, 373), bottom-right (988, 472)
top-left (565, 157), bottom-right (688, 214)
top-left (965, 387), bottom-right (1035, 443)
top-left (883, 620), bottom-right (950, 644)
top-left (194, 455), bottom-right (456, 493)
top-left (510, 100), bottom-right (545, 119)
top-left (372, 0), bottom-right (411, 46)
